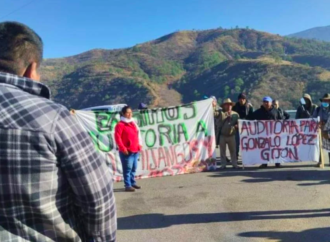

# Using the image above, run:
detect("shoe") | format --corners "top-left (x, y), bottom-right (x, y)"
top-left (275, 163), bottom-right (281, 168)
top-left (259, 164), bottom-right (268, 169)
top-left (219, 166), bottom-right (226, 170)
top-left (125, 187), bottom-right (135, 192)
top-left (132, 185), bottom-right (141, 189)
top-left (233, 166), bottom-right (241, 169)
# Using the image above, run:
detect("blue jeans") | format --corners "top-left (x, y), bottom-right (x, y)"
top-left (119, 152), bottom-right (139, 188)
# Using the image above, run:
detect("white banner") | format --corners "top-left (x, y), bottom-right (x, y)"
top-left (74, 99), bottom-right (216, 181)
top-left (239, 119), bottom-right (320, 165)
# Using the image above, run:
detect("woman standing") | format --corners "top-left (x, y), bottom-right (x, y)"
top-left (115, 106), bottom-right (142, 192)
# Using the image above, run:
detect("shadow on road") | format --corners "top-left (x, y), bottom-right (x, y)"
top-left (118, 208), bottom-right (330, 230)
top-left (208, 168), bottom-right (330, 186)
top-left (238, 227), bottom-right (330, 242)
top-left (114, 188), bottom-right (127, 193)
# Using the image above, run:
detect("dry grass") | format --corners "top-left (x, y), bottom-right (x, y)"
top-left (318, 71), bottom-right (330, 81)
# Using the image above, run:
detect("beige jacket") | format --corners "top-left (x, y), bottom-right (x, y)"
top-left (216, 111), bottom-right (239, 137)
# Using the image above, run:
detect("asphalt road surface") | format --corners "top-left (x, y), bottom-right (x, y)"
top-left (115, 154), bottom-right (330, 242)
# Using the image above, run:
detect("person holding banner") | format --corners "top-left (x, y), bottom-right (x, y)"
top-left (249, 96), bottom-right (282, 168)
top-left (211, 96), bottom-right (221, 146)
top-left (233, 93), bottom-right (254, 159)
top-left (211, 96), bottom-right (230, 162)
top-left (217, 98), bottom-right (240, 169)
top-left (115, 106), bottom-right (142, 192)
top-left (313, 93), bottom-right (330, 166)
top-left (296, 94), bottom-right (317, 119)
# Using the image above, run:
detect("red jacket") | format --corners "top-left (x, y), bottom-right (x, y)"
top-left (115, 121), bottom-right (141, 153)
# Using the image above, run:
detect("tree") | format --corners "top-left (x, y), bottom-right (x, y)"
top-left (235, 78), bottom-right (244, 87)
top-left (234, 86), bottom-right (241, 93)
top-left (223, 85), bottom-right (230, 97)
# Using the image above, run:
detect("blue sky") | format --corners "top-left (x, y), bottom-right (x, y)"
top-left (1, 0), bottom-right (329, 58)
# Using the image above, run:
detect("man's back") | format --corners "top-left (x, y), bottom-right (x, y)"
top-left (0, 73), bottom-right (116, 241)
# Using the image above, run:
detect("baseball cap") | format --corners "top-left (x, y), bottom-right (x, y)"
top-left (262, 96), bottom-right (272, 102)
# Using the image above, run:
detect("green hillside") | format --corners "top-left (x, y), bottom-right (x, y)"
top-left (40, 28), bottom-right (330, 110)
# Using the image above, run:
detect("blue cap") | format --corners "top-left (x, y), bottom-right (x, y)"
top-left (263, 96), bottom-right (272, 102)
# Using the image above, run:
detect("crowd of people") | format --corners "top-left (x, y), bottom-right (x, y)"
top-left (212, 92), bottom-right (330, 169)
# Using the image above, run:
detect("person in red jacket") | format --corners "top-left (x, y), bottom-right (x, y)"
top-left (115, 106), bottom-right (142, 192)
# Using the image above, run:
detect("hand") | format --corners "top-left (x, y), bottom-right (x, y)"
top-left (139, 145), bottom-right (143, 150)
top-left (123, 150), bottom-right (129, 155)
top-left (235, 124), bottom-right (238, 129)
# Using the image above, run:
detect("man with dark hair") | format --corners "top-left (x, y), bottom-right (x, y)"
top-left (233, 93), bottom-right (253, 159)
top-left (0, 22), bottom-right (116, 241)
top-left (0, 22), bottom-right (43, 75)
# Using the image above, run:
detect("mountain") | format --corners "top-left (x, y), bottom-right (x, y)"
top-left (288, 26), bottom-right (330, 42)
top-left (40, 28), bottom-right (330, 110)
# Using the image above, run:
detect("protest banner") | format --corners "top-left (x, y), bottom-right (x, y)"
top-left (73, 99), bottom-right (216, 181)
top-left (239, 118), bottom-right (320, 165)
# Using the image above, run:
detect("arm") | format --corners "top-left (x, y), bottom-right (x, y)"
top-left (135, 121), bottom-right (143, 148)
top-left (232, 105), bottom-right (237, 113)
top-left (54, 107), bottom-right (116, 242)
top-left (247, 110), bottom-right (255, 120)
top-left (284, 111), bottom-right (290, 120)
top-left (312, 107), bottom-right (318, 118)
top-left (114, 123), bottom-right (128, 153)
top-left (248, 105), bottom-right (254, 116)
top-left (295, 107), bottom-right (301, 119)
top-left (277, 109), bottom-right (284, 120)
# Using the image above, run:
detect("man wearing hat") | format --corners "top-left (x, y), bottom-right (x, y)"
top-left (313, 94), bottom-right (330, 123)
top-left (210, 96), bottom-right (231, 162)
top-left (249, 96), bottom-right (281, 168)
top-left (313, 94), bottom-right (330, 166)
top-left (233, 93), bottom-right (254, 159)
top-left (216, 98), bottom-right (240, 169)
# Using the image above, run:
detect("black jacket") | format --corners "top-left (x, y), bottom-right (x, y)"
top-left (248, 106), bottom-right (281, 121)
top-left (232, 102), bottom-right (254, 119)
top-left (278, 108), bottom-right (290, 120)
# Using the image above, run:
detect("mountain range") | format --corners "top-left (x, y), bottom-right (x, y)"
top-left (40, 28), bottom-right (330, 110)
top-left (289, 26), bottom-right (330, 42)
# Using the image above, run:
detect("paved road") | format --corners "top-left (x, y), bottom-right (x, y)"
top-left (115, 159), bottom-right (330, 242)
